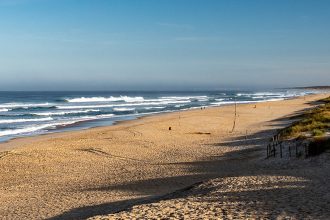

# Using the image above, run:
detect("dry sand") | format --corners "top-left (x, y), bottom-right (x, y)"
top-left (0, 93), bottom-right (329, 219)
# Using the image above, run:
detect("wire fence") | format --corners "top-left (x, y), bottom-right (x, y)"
top-left (266, 133), bottom-right (310, 159)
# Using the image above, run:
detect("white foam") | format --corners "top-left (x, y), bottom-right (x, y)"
top-left (85, 114), bottom-right (114, 119)
top-left (2, 91), bottom-right (317, 140)
top-left (237, 91), bottom-right (310, 99)
top-left (113, 107), bottom-right (135, 112)
top-left (266, 98), bottom-right (285, 102)
top-left (254, 92), bottom-right (283, 96)
top-left (0, 121), bottom-right (77, 137)
top-left (73, 114), bottom-right (115, 121)
top-left (154, 100), bottom-right (191, 105)
top-left (252, 96), bottom-right (265, 99)
top-left (0, 102), bottom-right (52, 108)
top-left (66, 96), bottom-right (144, 103)
top-left (33, 109), bottom-right (99, 116)
top-left (0, 114), bottom-right (116, 137)
top-left (160, 96), bottom-right (208, 100)
top-left (0, 117), bottom-right (53, 124)
top-left (57, 100), bottom-right (191, 110)
top-left (139, 96), bottom-right (207, 103)
top-left (57, 104), bottom-right (114, 109)
top-left (144, 106), bottom-right (166, 110)
top-left (211, 98), bottom-right (284, 106)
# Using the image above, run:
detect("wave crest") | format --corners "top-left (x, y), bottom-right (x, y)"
top-left (113, 107), bottom-right (135, 112)
top-left (0, 117), bottom-right (53, 124)
top-left (33, 109), bottom-right (100, 116)
top-left (0, 102), bottom-right (52, 108)
top-left (65, 96), bottom-right (144, 103)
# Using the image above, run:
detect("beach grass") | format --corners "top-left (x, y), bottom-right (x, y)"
top-left (280, 96), bottom-right (330, 139)
top-left (277, 96), bottom-right (330, 156)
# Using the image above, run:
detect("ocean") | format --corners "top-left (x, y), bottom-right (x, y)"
top-left (0, 89), bottom-right (319, 142)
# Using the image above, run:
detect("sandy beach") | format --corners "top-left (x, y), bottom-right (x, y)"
top-left (0, 93), bottom-right (330, 220)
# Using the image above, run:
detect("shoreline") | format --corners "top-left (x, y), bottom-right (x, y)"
top-left (0, 94), bottom-right (319, 152)
top-left (0, 93), bottom-right (329, 219)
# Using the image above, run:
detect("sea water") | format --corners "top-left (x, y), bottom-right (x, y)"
top-left (0, 90), bottom-right (320, 142)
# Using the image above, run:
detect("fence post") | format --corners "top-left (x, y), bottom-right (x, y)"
top-left (304, 143), bottom-right (308, 158)
top-left (289, 144), bottom-right (291, 157)
top-left (295, 142), bottom-right (298, 158)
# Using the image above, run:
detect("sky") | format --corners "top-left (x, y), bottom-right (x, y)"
top-left (0, 0), bottom-right (329, 91)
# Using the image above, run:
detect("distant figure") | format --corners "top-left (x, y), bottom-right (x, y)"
top-left (169, 126), bottom-right (172, 130)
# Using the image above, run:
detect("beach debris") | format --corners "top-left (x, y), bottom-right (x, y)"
top-left (189, 132), bottom-right (211, 135)
top-left (169, 126), bottom-right (172, 130)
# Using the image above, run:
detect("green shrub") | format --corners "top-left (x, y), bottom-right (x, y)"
top-left (312, 129), bottom-right (325, 137)
top-left (279, 96), bottom-right (330, 139)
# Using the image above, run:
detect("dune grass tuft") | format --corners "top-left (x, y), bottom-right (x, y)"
top-left (277, 96), bottom-right (330, 156)
top-left (280, 96), bottom-right (330, 139)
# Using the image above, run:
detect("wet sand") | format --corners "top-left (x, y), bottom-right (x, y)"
top-left (0, 93), bottom-right (329, 219)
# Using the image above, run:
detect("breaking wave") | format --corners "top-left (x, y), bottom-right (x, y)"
top-left (0, 90), bottom-right (319, 140)
top-left (0, 108), bottom-right (9, 112)
top-left (113, 107), bottom-right (135, 112)
top-left (66, 96), bottom-right (144, 103)
top-left (32, 109), bottom-right (100, 116)
top-left (0, 117), bottom-right (53, 124)
top-left (0, 102), bottom-right (53, 108)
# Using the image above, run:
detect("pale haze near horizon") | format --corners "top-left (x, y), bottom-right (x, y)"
top-left (0, 0), bottom-right (329, 91)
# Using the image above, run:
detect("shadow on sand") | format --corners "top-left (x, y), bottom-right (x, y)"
top-left (48, 103), bottom-right (330, 220)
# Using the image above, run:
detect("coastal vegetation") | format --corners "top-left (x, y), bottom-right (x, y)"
top-left (279, 96), bottom-right (330, 156)
top-left (280, 96), bottom-right (330, 138)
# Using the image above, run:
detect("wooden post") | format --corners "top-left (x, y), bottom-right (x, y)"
top-left (280, 142), bottom-right (283, 158)
top-left (295, 142), bottom-right (298, 158)
top-left (267, 144), bottom-right (269, 158)
top-left (289, 144), bottom-right (291, 157)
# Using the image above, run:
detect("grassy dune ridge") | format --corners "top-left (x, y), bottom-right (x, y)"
top-left (281, 96), bottom-right (330, 138)
top-left (279, 96), bottom-right (330, 156)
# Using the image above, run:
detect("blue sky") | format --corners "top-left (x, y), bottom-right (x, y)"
top-left (0, 0), bottom-right (329, 90)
